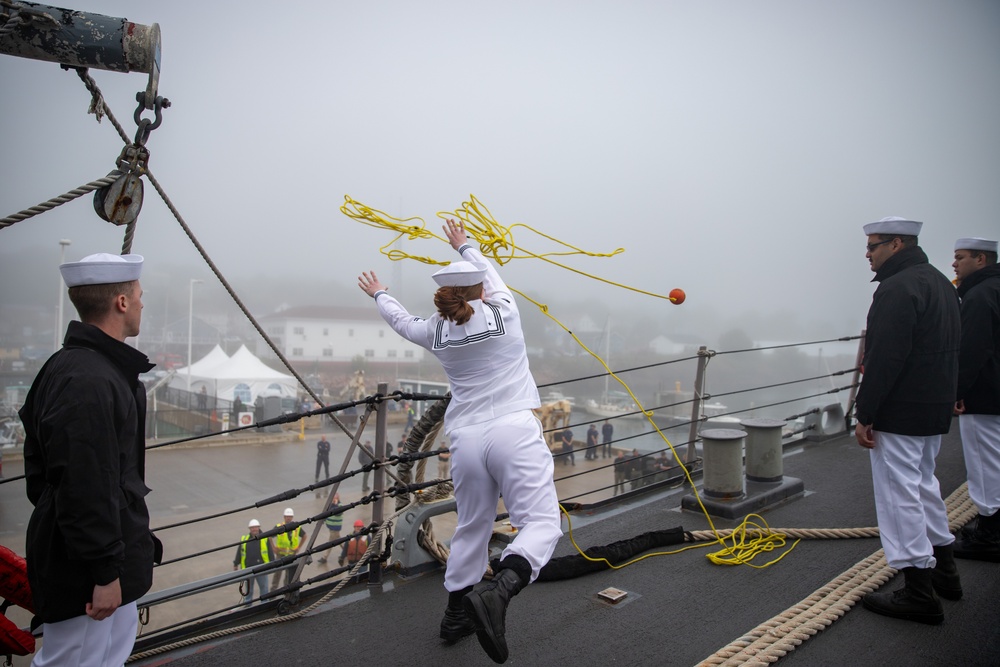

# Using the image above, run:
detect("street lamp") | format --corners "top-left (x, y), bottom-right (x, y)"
top-left (186, 279), bottom-right (203, 400)
top-left (54, 239), bottom-right (71, 351)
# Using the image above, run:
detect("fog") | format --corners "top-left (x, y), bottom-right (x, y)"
top-left (2, 0), bottom-right (999, 360)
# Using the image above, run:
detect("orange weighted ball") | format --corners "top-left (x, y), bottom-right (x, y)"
top-left (669, 288), bottom-right (685, 305)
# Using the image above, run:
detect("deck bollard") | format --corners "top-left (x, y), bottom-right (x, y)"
top-left (700, 428), bottom-right (746, 500)
top-left (741, 418), bottom-right (787, 483)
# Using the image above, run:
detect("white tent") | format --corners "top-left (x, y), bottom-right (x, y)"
top-left (176, 344), bottom-right (229, 378)
top-left (170, 345), bottom-right (298, 403)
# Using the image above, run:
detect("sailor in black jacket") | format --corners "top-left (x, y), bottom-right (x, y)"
top-left (19, 253), bottom-right (160, 666)
top-left (951, 236), bottom-right (1000, 561)
top-left (854, 217), bottom-right (961, 625)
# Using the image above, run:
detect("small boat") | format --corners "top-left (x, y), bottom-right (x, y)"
top-left (584, 390), bottom-right (642, 419)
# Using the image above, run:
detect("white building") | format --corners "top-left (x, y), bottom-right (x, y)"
top-left (258, 305), bottom-right (426, 364)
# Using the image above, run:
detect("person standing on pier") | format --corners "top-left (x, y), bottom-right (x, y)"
top-left (558, 427), bottom-right (575, 466)
top-left (951, 237), bottom-right (1000, 562)
top-left (20, 253), bottom-right (162, 665)
top-left (612, 450), bottom-right (628, 496)
top-left (270, 508), bottom-right (307, 591)
top-left (315, 434), bottom-right (331, 482)
top-left (601, 419), bottom-right (614, 458)
top-left (234, 519), bottom-right (274, 605)
top-left (318, 494), bottom-right (344, 565)
top-left (359, 219), bottom-right (562, 664)
top-left (854, 217), bottom-right (961, 624)
top-left (585, 424), bottom-right (599, 461)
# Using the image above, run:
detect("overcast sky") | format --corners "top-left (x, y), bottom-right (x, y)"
top-left (2, 0), bottom-right (998, 347)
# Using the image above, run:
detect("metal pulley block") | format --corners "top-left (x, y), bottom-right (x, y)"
top-left (93, 170), bottom-right (144, 226)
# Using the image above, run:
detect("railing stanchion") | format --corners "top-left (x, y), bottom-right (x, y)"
top-left (685, 346), bottom-right (709, 464)
top-left (369, 382), bottom-right (388, 586)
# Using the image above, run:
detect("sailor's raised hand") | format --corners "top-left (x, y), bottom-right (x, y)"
top-left (358, 271), bottom-right (387, 298)
top-left (443, 218), bottom-right (468, 251)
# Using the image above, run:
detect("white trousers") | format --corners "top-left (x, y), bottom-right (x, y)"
top-left (869, 432), bottom-right (953, 569)
top-left (960, 413), bottom-right (1000, 517)
top-left (445, 410), bottom-right (562, 591)
top-left (32, 601), bottom-right (138, 667)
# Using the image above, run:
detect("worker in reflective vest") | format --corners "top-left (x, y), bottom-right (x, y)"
top-left (270, 507), bottom-right (307, 591)
top-left (318, 494), bottom-right (343, 565)
top-left (233, 519), bottom-right (274, 606)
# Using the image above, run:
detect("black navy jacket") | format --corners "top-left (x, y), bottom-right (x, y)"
top-left (20, 321), bottom-right (160, 623)
top-left (855, 246), bottom-right (961, 435)
top-left (956, 262), bottom-right (1000, 414)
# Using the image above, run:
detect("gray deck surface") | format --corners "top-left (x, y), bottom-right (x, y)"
top-left (132, 425), bottom-right (1000, 667)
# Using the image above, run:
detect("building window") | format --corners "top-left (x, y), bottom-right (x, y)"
top-left (233, 383), bottom-right (252, 404)
top-left (322, 348), bottom-right (333, 357)
top-left (323, 328), bottom-right (329, 336)
top-left (292, 347), bottom-right (303, 356)
top-left (379, 330), bottom-right (385, 338)
top-left (349, 329), bottom-right (354, 337)
top-left (387, 349), bottom-right (397, 358)
top-left (364, 349), bottom-right (374, 358)
top-left (404, 350), bottom-right (414, 358)
top-left (293, 326), bottom-right (305, 335)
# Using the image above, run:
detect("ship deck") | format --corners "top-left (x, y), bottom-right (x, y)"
top-left (128, 425), bottom-right (1000, 667)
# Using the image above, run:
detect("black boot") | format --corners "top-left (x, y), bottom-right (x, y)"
top-left (440, 585), bottom-right (476, 643)
top-left (931, 544), bottom-right (962, 600)
top-left (953, 513), bottom-right (1000, 562)
top-left (462, 555), bottom-right (531, 664)
top-left (862, 566), bottom-right (943, 625)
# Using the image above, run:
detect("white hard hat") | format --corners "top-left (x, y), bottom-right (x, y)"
top-left (283, 507), bottom-right (295, 516)
top-left (248, 519), bottom-right (260, 528)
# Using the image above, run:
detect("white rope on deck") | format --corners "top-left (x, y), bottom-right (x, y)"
top-left (694, 483), bottom-right (977, 666)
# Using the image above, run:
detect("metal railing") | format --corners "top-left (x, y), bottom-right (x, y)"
top-left (0, 334), bottom-right (865, 655)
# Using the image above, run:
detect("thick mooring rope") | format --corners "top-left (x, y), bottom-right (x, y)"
top-left (694, 483), bottom-right (977, 665)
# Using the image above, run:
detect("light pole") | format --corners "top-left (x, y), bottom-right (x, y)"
top-left (54, 239), bottom-right (71, 351)
top-left (186, 279), bottom-right (203, 402)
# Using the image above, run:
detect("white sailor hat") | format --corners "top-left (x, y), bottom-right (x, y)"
top-left (283, 507), bottom-right (295, 516)
top-left (862, 217), bottom-right (922, 237)
top-left (248, 519), bottom-right (261, 528)
top-left (955, 237), bottom-right (998, 253)
top-left (431, 260), bottom-right (487, 287)
top-left (60, 253), bottom-right (143, 287)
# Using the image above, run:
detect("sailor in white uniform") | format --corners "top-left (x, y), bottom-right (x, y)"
top-left (854, 217), bottom-right (961, 625)
top-left (359, 219), bottom-right (561, 664)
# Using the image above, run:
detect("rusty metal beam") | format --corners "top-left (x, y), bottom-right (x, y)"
top-left (0, 2), bottom-right (161, 105)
